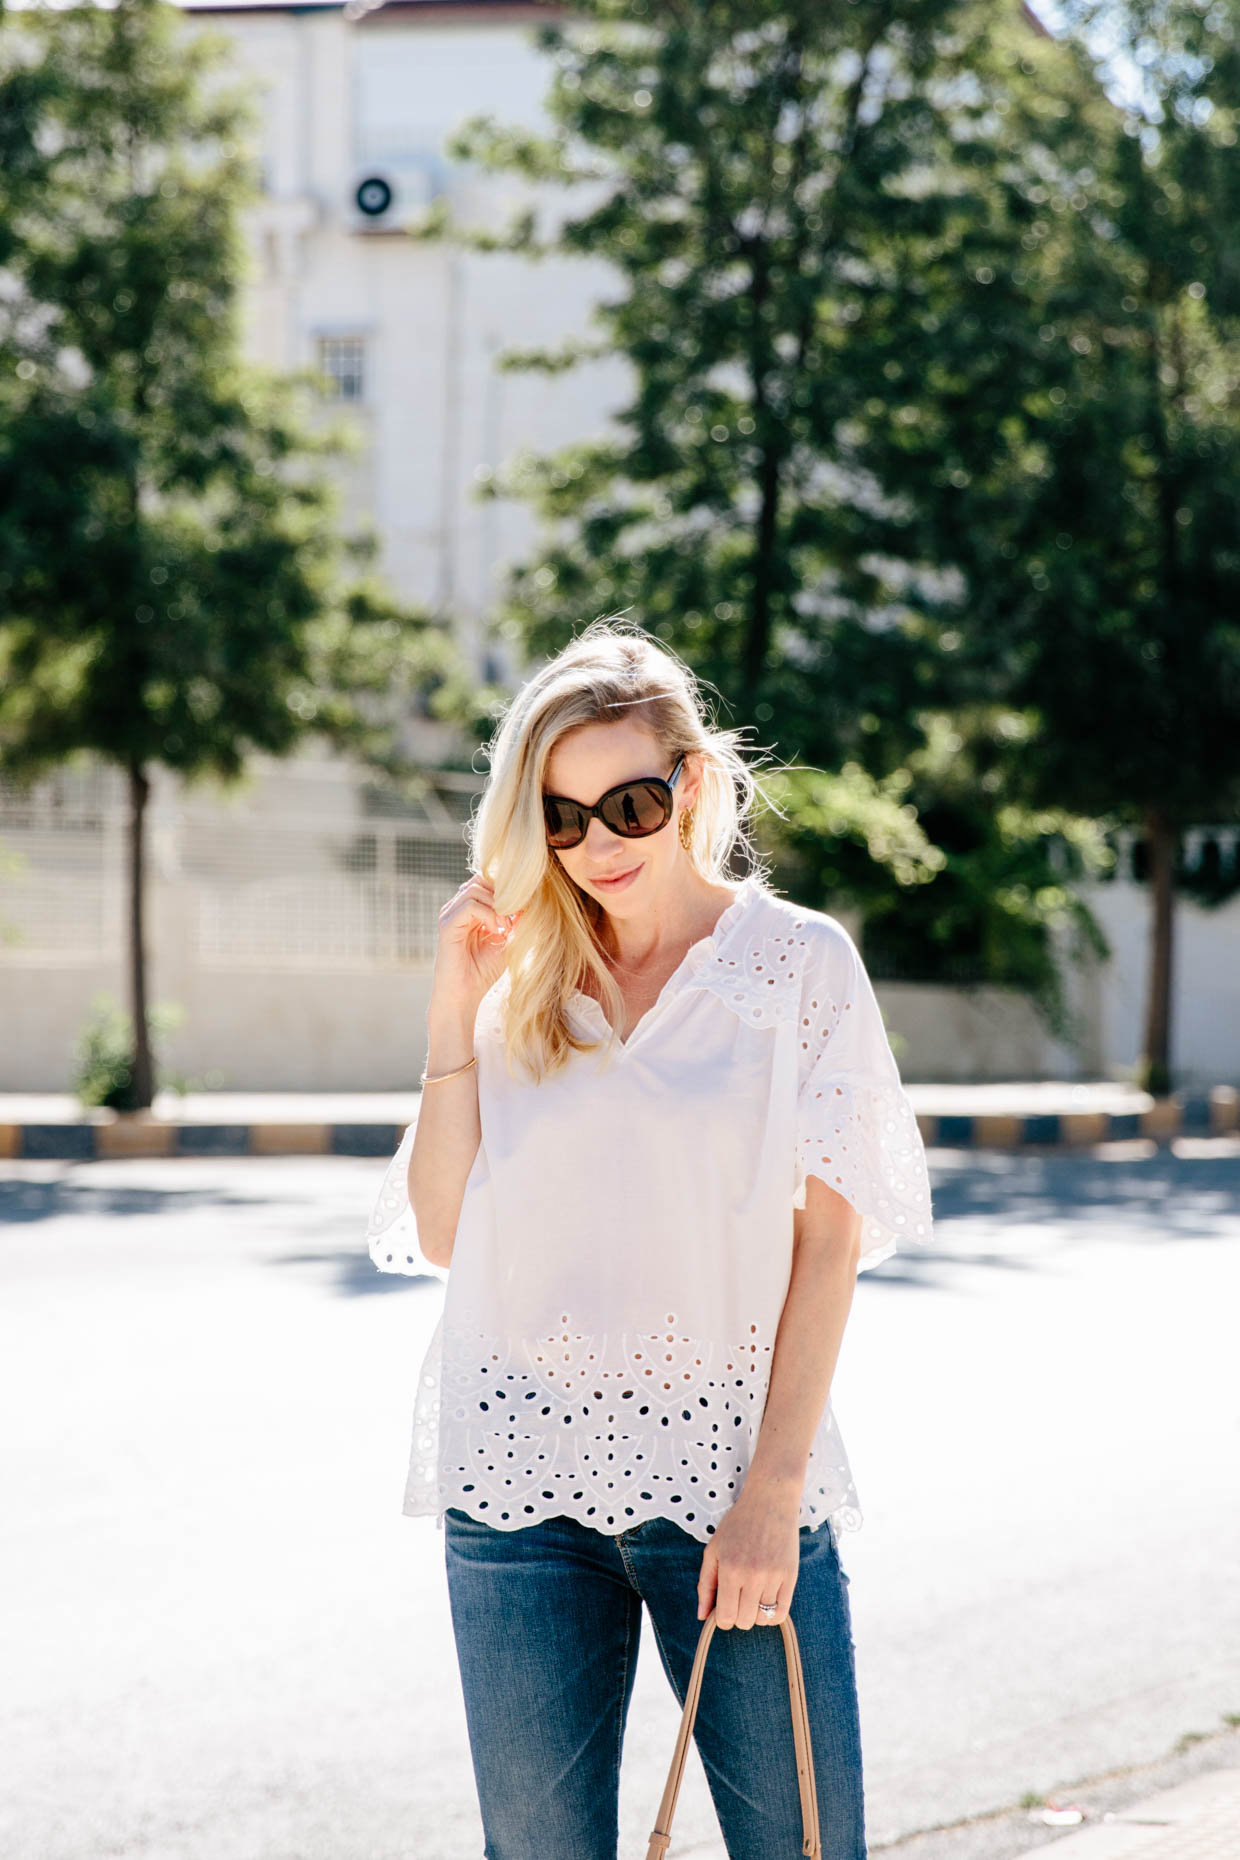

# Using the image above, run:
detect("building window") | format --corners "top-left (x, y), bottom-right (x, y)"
top-left (316, 336), bottom-right (366, 402)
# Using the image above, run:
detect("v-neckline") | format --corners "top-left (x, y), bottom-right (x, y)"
top-left (570, 878), bottom-right (755, 1052)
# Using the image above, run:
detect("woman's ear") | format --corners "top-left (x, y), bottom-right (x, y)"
top-left (680, 749), bottom-right (706, 812)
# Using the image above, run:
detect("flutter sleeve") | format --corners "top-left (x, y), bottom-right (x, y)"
top-left (792, 914), bottom-right (933, 1272)
top-left (365, 973), bottom-right (509, 1280)
top-left (365, 1117), bottom-right (448, 1280)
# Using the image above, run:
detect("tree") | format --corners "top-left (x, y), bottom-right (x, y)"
top-left (852, 0), bottom-right (1240, 1091)
top-left (0, 0), bottom-right (457, 1108)
top-left (855, 710), bottom-right (1111, 1040)
top-left (424, 0), bottom-right (1111, 1026)
top-left (441, 0), bottom-right (1004, 754)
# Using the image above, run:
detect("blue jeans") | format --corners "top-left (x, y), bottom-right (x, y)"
top-left (444, 1506), bottom-right (867, 1860)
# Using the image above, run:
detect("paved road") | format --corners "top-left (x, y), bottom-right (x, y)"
top-left (1, 1142), bottom-right (1238, 1860)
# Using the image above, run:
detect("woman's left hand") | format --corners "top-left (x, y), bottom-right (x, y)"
top-left (697, 1488), bottom-right (800, 1629)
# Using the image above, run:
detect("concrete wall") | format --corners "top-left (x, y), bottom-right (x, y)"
top-left (0, 891), bottom-right (439, 1093)
top-left (1083, 882), bottom-right (1240, 1088)
top-left (876, 981), bottom-right (1084, 1085)
top-left (0, 753), bottom-right (468, 1093)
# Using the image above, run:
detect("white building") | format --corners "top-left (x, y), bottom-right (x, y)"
top-left (181, 0), bottom-right (628, 694)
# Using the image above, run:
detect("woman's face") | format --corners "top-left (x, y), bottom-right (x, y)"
top-left (543, 719), bottom-right (701, 917)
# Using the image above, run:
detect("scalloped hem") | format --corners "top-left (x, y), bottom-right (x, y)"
top-left (402, 1486), bottom-right (864, 1546)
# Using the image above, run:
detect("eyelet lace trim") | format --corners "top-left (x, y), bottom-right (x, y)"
top-left (691, 921), bottom-right (810, 1028)
top-left (795, 1073), bottom-right (933, 1267)
top-left (691, 897), bottom-right (933, 1267)
top-left (366, 1119), bottom-right (423, 1271)
top-left (403, 1314), bottom-right (863, 1543)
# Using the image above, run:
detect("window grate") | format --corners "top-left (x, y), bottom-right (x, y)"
top-left (315, 336), bottom-right (366, 402)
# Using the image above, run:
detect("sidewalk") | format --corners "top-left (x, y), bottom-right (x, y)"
top-left (674, 1769), bottom-right (1240, 1860)
top-left (1017, 1767), bottom-right (1240, 1859)
top-left (0, 1082), bottom-right (1236, 1159)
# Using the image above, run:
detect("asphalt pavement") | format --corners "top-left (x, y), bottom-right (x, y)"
top-left (1, 1139), bottom-right (1238, 1860)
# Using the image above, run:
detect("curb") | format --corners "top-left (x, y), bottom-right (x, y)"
top-left (0, 1088), bottom-right (1235, 1161)
top-left (919, 1086), bottom-right (1238, 1151)
top-left (642, 1768), bottom-right (1240, 1860)
top-left (0, 1120), bottom-right (405, 1162)
top-left (1019, 1766), bottom-right (1240, 1858)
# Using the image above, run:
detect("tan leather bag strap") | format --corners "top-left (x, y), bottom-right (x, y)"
top-left (644, 1607), bottom-right (821, 1860)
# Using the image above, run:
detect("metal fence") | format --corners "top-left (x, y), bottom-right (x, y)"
top-left (0, 755), bottom-right (477, 972)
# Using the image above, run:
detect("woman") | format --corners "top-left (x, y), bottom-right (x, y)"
top-left (367, 619), bottom-right (933, 1860)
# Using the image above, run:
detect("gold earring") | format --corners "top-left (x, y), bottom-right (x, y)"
top-left (678, 806), bottom-right (694, 850)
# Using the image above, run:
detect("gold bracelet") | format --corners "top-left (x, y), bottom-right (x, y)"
top-left (419, 1056), bottom-right (478, 1086)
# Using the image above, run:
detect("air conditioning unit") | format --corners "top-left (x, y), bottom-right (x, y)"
top-left (346, 155), bottom-right (447, 233)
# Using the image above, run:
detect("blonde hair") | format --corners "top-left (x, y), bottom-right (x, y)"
top-left (471, 617), bottom-right (774, 1082)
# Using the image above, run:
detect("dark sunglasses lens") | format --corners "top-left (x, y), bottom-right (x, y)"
top-left (545, 796), bottom-right (589, 848)
top-left (599, 780), bottom-right (672, 838)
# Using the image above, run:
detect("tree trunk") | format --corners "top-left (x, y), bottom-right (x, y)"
top-left (745, 442), bottom-right (781, 694)
top-left (1142, 807), bottom-right (1176, 1098)
top-left (127, 761), bottom-right (155, 1110)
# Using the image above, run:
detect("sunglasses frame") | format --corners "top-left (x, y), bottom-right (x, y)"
top-left (543, 752), bottom-right (687, 851)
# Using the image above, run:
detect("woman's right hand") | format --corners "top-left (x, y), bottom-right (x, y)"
top-left (430, 876), bottom-right (523, 1020)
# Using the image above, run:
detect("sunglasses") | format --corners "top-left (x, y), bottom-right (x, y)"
top-left (543, 753), bottom-right (686, 851)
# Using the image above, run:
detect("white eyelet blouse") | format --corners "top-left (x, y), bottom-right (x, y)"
top-left (366, 875), bottom-right (933, 1545)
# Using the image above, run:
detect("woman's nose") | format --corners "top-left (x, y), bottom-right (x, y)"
top-left (582, 815), bottom-right (617, 856)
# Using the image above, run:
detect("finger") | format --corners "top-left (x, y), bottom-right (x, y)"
top-left (714, 1570), bottom-right (742, 1631)
top-left (759, 1572), bottom-right (794, 1626)
top-left (459, 881), bottom-right (523, 929)
top-left (441, 893), bottom-right (505, 932)
top-left (734, 1583), bottom-right (760, 1632)
top-left (736, 1569), bottom-right (787, 1632)
top-left (443, 882), bottom-right (492, 910)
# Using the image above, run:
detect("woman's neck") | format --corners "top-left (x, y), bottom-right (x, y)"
top-left (597, 875), bottom-right (740, 974)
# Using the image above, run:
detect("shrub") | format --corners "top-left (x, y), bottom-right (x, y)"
top-left (72, 993), bottom-right (186, 1111)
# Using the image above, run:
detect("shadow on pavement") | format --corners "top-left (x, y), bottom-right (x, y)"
top-left (272, 1248), bottom-right (442, 1298)
top-left (4, 1150), bottom-right (1234, 1306)
top-left (925, 1147), bottom-right (1240, 1233)
top-left (0, 1173), bottom-right (273, 1224)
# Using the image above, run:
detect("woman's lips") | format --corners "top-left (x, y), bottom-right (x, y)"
top-left (593, 864), bottom-right (642, 889)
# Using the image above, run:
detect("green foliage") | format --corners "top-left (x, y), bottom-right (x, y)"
top-left (441, 0), bottom-right (1032, 779)
top-left (73, 991), bottom-right (185, 1110)
top-left (424, 0), bottom-right (1239, 1073)
top-left (0, 0), bottom-right (469, 1105)
top-left (754, 759), bottom-right (947, 902)
top-left (859, 714), bottom-right (1113, 1040)
top-left (0, 0), bottom-right (457, 793)
top-left (429, 0), bottom-right (1138, 1023)
top-left (830, 0), bottom-right (1240, 1078)
top-left (851, 2), bottom-right (1240, 836)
